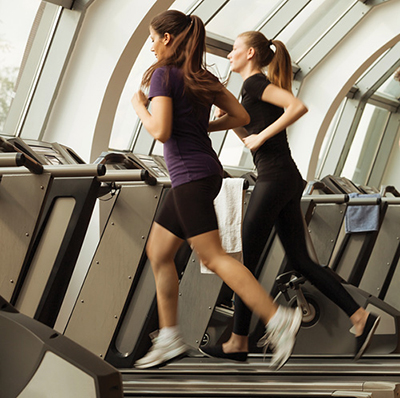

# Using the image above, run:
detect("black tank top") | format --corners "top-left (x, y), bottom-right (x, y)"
top-left (241, 73), bottom-right (301, 181)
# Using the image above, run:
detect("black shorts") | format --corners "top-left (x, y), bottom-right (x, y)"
top-left (155, 174), bottom-right (222, 239)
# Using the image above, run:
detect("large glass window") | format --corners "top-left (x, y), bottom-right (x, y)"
top-left (315, 98), bottom-right (346, 178)
top-left (205, 0), bottom-right (283, 40)
top-left (278, 0), bottom-right (356, 63)
top-left (342, 104), bottom-right (390, 186)
top-left (108, 38), bottom-right (153, 151)
top-left (376, 69), bottom-right (400, 100)
top-left (0, 0), bottom-right (42, 133)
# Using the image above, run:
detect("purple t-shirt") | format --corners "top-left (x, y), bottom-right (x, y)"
top-left (148, 66), bottom-right (223, 188)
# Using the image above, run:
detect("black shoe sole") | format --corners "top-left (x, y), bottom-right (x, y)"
top-left (199, 346), bottom-right (248, 362)
top-left (354, 313), bottom-right (380, 360)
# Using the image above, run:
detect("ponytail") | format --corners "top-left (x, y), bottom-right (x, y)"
top-left (142, 10), bottom-right (222, 107)
top-left (238, 31), bottom-right (293, 92)
top-left (268, 40), bottom-right (292, 93)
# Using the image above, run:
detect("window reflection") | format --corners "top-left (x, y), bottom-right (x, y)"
top-left (0, 0), bottom-right (42, 133)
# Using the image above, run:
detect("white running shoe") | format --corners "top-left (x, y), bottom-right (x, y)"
top-left (135, 330), bottom-right (189, 369)
top-left (257, 306), bottom-right (303, 370)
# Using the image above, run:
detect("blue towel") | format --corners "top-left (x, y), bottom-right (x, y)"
top-left (345, 193), bottom-right (380, 233)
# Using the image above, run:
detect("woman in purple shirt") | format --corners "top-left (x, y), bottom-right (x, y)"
top-left (131, 10), bottom-right (302, 370)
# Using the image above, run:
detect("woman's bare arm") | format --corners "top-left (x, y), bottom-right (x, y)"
top-left (208, 87), bottom-right (250, 133)
top-left (243, 84), bottom-right (308, 151)
top-left (131, 91), bottom-right (173, 143)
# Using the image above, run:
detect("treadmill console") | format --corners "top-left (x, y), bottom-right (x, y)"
top-left (127, 154), bottom-right (168, 179)
top-left (95, 152), bottom-right (171, 184)
top-left (7, 138), bottom-right (85, 165)
top-left (321, 175), bottom-right (362, 194)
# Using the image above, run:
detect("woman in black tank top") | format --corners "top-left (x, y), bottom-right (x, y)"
top-left (202, 31), bottom-right (379, 363)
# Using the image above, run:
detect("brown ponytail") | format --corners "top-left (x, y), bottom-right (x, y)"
top-left (238, 31), bottom-right (293, 92)
top-left (142, 10), bottom-right (223, 107)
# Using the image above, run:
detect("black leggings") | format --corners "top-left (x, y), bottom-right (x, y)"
top-left (233, 172), bottom-right (360, 336)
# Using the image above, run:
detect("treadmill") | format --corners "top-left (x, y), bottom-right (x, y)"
top-left (120, 173), bottom-right (400, 397)
top-left (63, 151), bottom-right (182, 367)
top-left (0, 137), bottom-right (106, 327)
top-left (0, 139), bottom-right (153, 329)
top-left (0, 139), bottom-right (140, 398)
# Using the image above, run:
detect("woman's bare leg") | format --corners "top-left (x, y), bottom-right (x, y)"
top-left (350, 308), bottom-right (371, 336)
top-left (134, 222), bottom-right (189, 369)
top-left (146, 222), bottom-right (184, 328)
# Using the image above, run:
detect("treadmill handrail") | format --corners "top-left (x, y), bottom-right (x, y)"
top-left (382, 197), bottom-right (400, 205)
top-left (98, 169), bottom-right (159, 185)
top-left (303, 194), bottom-right (348, 204)
top-left (347, 196), bottom-right (381, 206)
top-left (304, 194), bottom-right (381, 205)
top-left (0, 163), bottom-right (106, 177)
top-left (0, 153), bottom-right (25, 167)
top-left (44, 164), bottom-right (106, 177)
top-left (0, 137), bottom-right (44, 174)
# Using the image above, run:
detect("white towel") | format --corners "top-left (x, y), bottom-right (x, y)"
top-left (214, 178), bottom-right (245, 253)
top-left (200, 178), bottom-right (245, 274)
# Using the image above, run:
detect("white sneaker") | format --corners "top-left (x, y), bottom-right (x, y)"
top-left (257, 306), bottom-right (302, 370)
top-left (135, 330), bottom-right (189, 369)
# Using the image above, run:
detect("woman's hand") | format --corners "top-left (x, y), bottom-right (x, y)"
top-left (131, 92), bottom-right (173, 143)
top-left (131, 90), bottom-right (149, 111)
top-left (243, 134), bottom-right (263, 151)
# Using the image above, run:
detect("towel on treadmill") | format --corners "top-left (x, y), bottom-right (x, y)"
top-left (200, 178), bottom-right (245, 274)
top-left (345, 192), bottom-right (380, 233)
